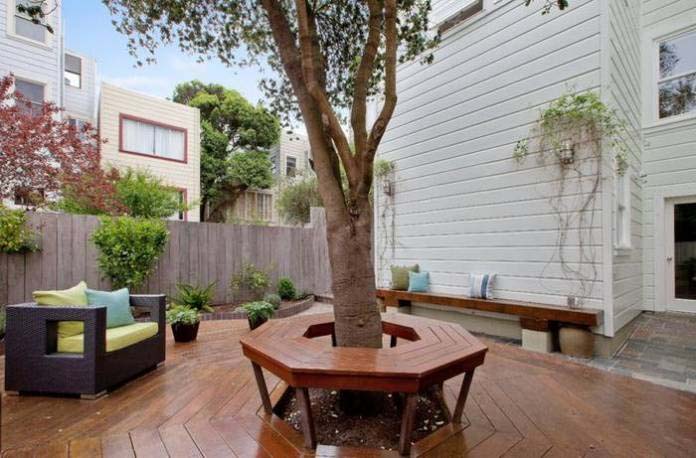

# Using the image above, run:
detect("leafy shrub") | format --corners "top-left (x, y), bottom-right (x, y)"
top-left (276, 175), bottom-right (322, 225)
top-left (230, 260), bottom-right (271, 299)
top-left (240, 301), bottom-right (275, 326)
top-left (277, 277), bottom-right (296, 300)
top-left (92, 217), bottom-right (169, 289)
top-left (0, 205), bottom-right (39, 254)
top-left (263, 293), bottom-right (281, 309)
top-left (166, 304), bottom-right (200, 325)
top-left (116, 169), bottom-right (188, 219)
top-left (172, 282), bottom-right (216, 313)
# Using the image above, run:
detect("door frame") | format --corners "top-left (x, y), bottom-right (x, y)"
top-left (655, 191), bottom-right (696, 313)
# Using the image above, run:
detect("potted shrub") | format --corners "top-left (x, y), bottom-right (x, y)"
top-left (172, 281), bottom-right (215, 313)
top-left (166, 305), bottom-right (201, 342)
top-left (277, 277), bottom-right (296, 301)
top-left (241, 301), bottom-right (275, 330)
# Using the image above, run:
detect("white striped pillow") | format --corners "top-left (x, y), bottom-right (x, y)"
top-left (469, 273), bottom-right (496, 299)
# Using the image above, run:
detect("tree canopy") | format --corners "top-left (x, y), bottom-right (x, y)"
top-left (172, 80), bottom-right (279, 221)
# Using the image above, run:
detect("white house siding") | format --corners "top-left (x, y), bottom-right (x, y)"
top-left (63, 50), bottom-right (97, 123)
top-left (0, 0), bottom-right (61, 107)
top-left (641, 0), bottom-right (696, 312)
top-left (375, 0), bottom-right (612, 332)
top-left (606, 0), bottom-right (643, 334)
top-left (99, 83), bottom-right (201, 222)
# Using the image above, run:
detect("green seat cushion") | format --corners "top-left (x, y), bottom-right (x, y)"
top-left (33, 281), bottom-right (88, 338)
top-left (57, 322), bottom-right (158, 353)
top-left (390, 264), bottom-right (419, 290)
top-left (86, 288), bottom-right (135, 328)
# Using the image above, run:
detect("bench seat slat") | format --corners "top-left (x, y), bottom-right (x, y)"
top-left (377, 289), bottom-right (602, 327)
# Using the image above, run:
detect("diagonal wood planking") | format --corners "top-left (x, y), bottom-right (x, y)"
top-left (2, 319), bottom-right (696, 457)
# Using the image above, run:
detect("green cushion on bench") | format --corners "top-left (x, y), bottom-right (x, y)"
top-left (390, 264), bottom-right (419, 290)
top-left (57, 322), bottom-right (158, 353)
top-left (33, 281), bottom-right (88, 338)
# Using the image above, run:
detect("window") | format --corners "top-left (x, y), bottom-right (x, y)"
top-left (120, 115), bottom-right (187, 162)
top-left (658, 31), bottom-right (696, 119)
top-left (14, 78), bottom-right (44, 116)
top-left (13, 0), bottom-right (47, 43)
top-left (68, 118), bottom-right (86, 129)
top-left (615, 173), bottom-right (631, 250)
top-left (286, 156), bottom-right (297, 177)
top-left (438, 0), bottom-right (483, 34)
top-left (64, 54), bottom-right (82, 88)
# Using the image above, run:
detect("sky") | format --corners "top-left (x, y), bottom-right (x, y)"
top-left (61, 0), bottom-right (268, 105)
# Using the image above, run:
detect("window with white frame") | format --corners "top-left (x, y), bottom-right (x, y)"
top-left (244, 192), bottom-right (273, 221)
top-left (120, 116), bottom-right (186, 162)
top-left (64, 54), bottom-right (82, 88)
top-left (658, 31), bottom-right (696, 119)
top-left (14, 78), bottom-right (44, 116)
top-left (615, 173), bottom-right (631, 250)
top-left (13, 0), bottom-right (47, 43)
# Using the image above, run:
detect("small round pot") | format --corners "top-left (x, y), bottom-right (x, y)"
top-left (559, 326), bottom-right (594, 358)
top-left (248, 316), bottom-right (268, 331)
top-left (171, 322), bottom-right (200, 343)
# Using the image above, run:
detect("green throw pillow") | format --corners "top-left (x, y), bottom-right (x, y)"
top-left (86, 288), bottom-right (135, 329)
top-left (390, 264), bottom-right (419, 291)
top-left (33, 281), bottom-right (88, 338)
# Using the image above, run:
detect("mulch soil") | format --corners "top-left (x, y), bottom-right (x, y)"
top-left (278, 388), bottom-right (448, 451)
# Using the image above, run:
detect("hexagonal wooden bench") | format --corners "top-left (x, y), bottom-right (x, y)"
top-left (240, 312), bottom-right (487, 455)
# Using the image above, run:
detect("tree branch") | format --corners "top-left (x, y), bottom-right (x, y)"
top-left (365, 0), bottom-right (397, 172)
top-left (295, 0), bottom-right (358, 187)
top-left (351, 0), bottom-right (382, 159)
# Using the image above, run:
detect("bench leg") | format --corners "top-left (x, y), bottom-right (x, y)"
top-left (251, 362), bottom-right (273, 415)
top-left (296, 387), bottom-right (316, 449)
top-left (399, 393), bottom-right (418, 456)
top-left (390, 335), bottom-right (397, 348)
top-left (452, 370), bottom-right (475, 424)
top-left (81, 390), bottom-right (107, 400)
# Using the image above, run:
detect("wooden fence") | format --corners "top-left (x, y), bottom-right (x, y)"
top-left (0, 208), bottom-right (332, 306)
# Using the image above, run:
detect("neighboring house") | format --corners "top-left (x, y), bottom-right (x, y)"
top-left (229, 130), bottom-right (313, 224)
top-left (375, 0), bottom-right (696, 352)
top-left (0, 0), bottom-right (201, 221)
top-left (99, 83), bottom-right (201, 222)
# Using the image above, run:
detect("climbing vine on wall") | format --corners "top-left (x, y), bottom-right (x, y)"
top-left (514, 91), bottom-right (629, 303)
top-left (374, 159), bottom-right (396, 287)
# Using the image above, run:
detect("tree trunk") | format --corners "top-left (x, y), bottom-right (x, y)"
top-left (326, 201), bottom-right (382, 349)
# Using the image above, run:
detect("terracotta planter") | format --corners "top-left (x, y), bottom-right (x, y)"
top-left (171, 322), bottom-right (200, 342)
top-left (559, 326), bottom-right (594, 358)
top-left (248, 316), bottom-right (268, 330)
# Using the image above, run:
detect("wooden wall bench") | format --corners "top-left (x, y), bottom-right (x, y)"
top-left (376, 289), bottom-right (603, 353)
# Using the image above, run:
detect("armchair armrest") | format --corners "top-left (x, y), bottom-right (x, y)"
top-left (5, 303), bottom-right (107, 359)
top-left (129, 294), bottom-right (166, 334)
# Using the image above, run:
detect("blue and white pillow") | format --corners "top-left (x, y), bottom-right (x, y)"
top-left (469, 273), bottom-right (495, 299)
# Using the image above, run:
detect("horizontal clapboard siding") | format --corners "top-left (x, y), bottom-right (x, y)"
top-left (0, 0), bottom-right (61, 107)
top-left (641, 0), bottom-right (696, 312)
top-left (607, 0), bottom-right (643, 332)
top-left (375, 0), bottom-right (607, 319)
top-left (64, 50), bottom-right (97, 122)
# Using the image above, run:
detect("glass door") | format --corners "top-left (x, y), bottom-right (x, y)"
top-left (666, 199), bottom-right (696, 313)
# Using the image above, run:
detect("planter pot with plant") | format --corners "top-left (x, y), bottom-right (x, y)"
top-left (172, 281), bottom-right (216, 313)
top-left (167, 305), bottom-right (201, 343)
top-left (241, 301), bottom-right (275, 330)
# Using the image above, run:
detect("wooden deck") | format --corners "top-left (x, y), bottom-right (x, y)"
top-left (2, 319), bottom-right (696, 457)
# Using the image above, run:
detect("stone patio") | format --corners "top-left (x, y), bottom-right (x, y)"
top-left (588, 312), bottom-right (696, 393)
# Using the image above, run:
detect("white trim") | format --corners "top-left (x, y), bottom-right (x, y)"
top-left (641, 17), bottom-right (696, 128)
top-left (654, 187), bottom-right (696, 313)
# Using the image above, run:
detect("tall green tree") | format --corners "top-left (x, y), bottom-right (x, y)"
top-left (101, 0), bottom-right (570, 349)
top-left (172, 80), bottom-right (279, 221)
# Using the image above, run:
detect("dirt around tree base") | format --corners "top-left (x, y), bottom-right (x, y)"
top-left (278, 388), bottom-right (448, 451)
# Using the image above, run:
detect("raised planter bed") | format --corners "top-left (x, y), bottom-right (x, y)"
top-left (200, 295), bottom-right (315, 321)
top-left (240, 312), bottom-right (487, 456)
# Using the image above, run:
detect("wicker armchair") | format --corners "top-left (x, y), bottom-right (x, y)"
top-left (4, 294), bottom-right (166, 399)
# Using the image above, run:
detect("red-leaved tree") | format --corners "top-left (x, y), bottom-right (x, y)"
top-left (0, 74), bottom-right (118, 210)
